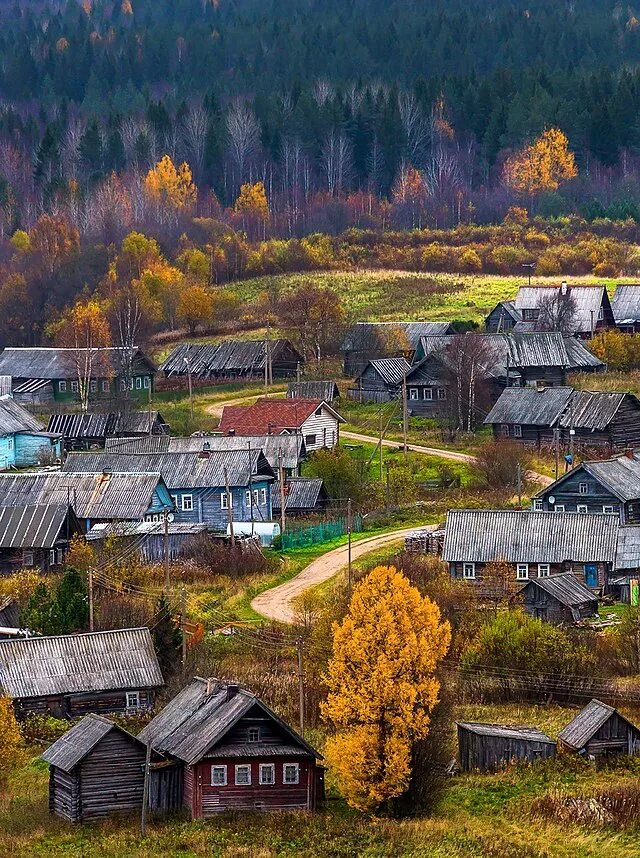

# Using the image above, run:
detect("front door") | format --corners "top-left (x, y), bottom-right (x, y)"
top-left (585, 564), bottom-right (598, 588)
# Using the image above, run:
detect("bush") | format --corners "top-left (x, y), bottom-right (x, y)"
top-left (472, 441), bottom-right (533, 489)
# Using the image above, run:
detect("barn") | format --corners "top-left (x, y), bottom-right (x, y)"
top-left (520, 573), bottom-right (599, 624)
top-left (558, 699), bottom-right (640, 758)
top-left (272, 477), bottom-right (330, 517)
top-left (160, 340), bottom-right (303, 381)
top-left (42, 714), bottom-right (147, 822)
top-left (287, 380), bottom-right (339, 402)
top-left (457, 722), bottom-right (556, 772)
top-left (138, 677), bottom-right (323, 817)
top-left (47, 410), bottom-right (169, 451)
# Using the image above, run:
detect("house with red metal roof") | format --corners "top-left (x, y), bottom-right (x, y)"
top-left (219, 399), bottom-right (344, 452)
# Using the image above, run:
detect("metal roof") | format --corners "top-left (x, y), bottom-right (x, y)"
top-left (0, 471), bottom-right (165, 520)
top-left (442, 510), bottom-right (619, 564)
top-left (342, 321), bottom-right (452, 351)
top-left (138, 677), bottom-right (320, 765)
top-left (160, 340), bottom-right (302, 377)
top-left (456, 722), bottom-right (554, 743)
top-left (0, 504), bottom-right (75, 548)
top-left (105, 435), bottom-right (171, 454)
top-left (365, 357), bottom-right (411, 385)
top-left (484, 387), bottom-right (573, 427)
top-left (522, 573), bottom-right (599, 608)
top-left (0, 627), bottom-right (163, 699)
top-left (86, 521), bottom-right (207, 541)
top-left (272, 478), bottom-right (326, 512)
top-left (63, 448), bottom-right (274, 489)
top-left (47, 411), bottom-right (168, 440)
top-left (489, 300), bottom-right (522, 323)
top-left (287, 380), bottom-right (339, 401)
top-left (41, 713), bottom-right (144, 772)
top-left (0, 347), bottom-right (155, 379)
top-left (514, 285), bottom-right (608, 335)
top-left (581, 457), bottom-right (640, 502)
top-left (558, 699), bottom-right (620, 750)
top-left (557, 390), bottom-right (631, 431)
top-left (208, 743), bottom-right (311, 758)
top-left (612, 284), bottom-right (640, 324)
top-left (219, 398), bottom-right (344, 435)
top-left (0, 398), bottom-right (44, 434)
top-left (615, 526), bottom-right (640, 570)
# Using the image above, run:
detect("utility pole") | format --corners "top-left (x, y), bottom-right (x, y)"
top-left (516, 462), bottom-right (522, 508)
top-left (278, 448), bottom-right (286, 536)
top-left (140, 740), bottom-right (152, 836)
top-left (590, 309), bottom-right (595, 338)
top-left (224, 466), bottom-right (235, 547)
top-left (184, 356), bottom-right (193, 422)
top-left (379, 410), bottom-right (384, 482)
top-left (554, 427), bottom-right (560, 481)
top-left (248, 440), bottom-right (255, 537)
top-left (296, 361), bottom-right (301, 383)
top-left (264, 327), bottom-right (271, 391)
top-left (347, 497), bottom-right (352, 594)
top-left (88, 568), bottom-right (94, 632)
top-left (385, 461), bottom-right (390, 510)
top-left (163, 507), bottom-right (170, 592)
top-left (181, 587), bottom-right (187, 665)
top-left (297, 638), bottom-right (305, 737)
top-left (148, 385), bottom-right (153, 436)
top-left (401, 376), bottom-right (409, 453)
top-left (568, 396), bottom-right (575, 464)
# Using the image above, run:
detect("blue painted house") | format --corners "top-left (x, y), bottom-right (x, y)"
top-left (63, 449), bottom-right (275, 532)
top-left (0, 398), bottom-right (62, 468)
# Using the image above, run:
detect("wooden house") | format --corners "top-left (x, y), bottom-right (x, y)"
top-left (47, 410), bottom-right (169, 452)
top-left (138, 677), bottom-right (323, 818)
top-left (63, 449), bottom-right (275, 531)
top-left (42, 714), bottom-right (148, 822)
top-left (86, 520), bottom-right (209, 564)
top-left (513, 284), bottom-right (615, 337)
top-left (0, 397), bottom-right (62, 467)
top-left (485, 300), bottom-right (522, 333)
top-left (0, 627), bottom-right (164, 718)
top-left (0, 504), bottom-right (82, 574)
top-left (520, 574), bottom-right (599, 624)
top-left (160, 340), bottom-right (303, 381)
top-left (484, 388), bottom-right (640, 451)
top-left (534, 455), bottom-right (640, 523)
top-left (349, 357), bottom-right (411, 403)
top-left (441, 509), bottom-right (619, 588)
top-left (219, 399), bottom-right (344, 453)
top-left (342, 321), bottom-right (452, 376)
top-left (611, 284), bottom-right (640, 333)
top-left (558, 699), bottom-right (640, 758)
top-left (272, 478), bottom-right (330, 517)
top-left (0, 471), bottom-right (174, 530)
top-left (0, 596), bottom-right (19, 636)
top-left (0, 347), bottom-right (156, 406)
top-left (287, 380), bottom-right (339, 402)
top-left (457, 722), bottom-right (556, 772)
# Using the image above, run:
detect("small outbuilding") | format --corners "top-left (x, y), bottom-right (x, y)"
top-left (457, 722), bottom-right (556, 772)
top-left (42, 713), bottom-right (147, 822)
top-left (558, 699), bottom-right (640, 758)
top-left (520, 574), bottom-right (599, 624)
top-left (272, 477), bottom-right (330, 517)
top-left (287, 380), bottom-right (339, 402)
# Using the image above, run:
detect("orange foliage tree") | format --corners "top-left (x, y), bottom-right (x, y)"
top-left (145, 155), bottom-right (197, 223)
top-left (503, 128), bottom-right (577, 200)
top-left (54, 299), bottom-right (112, 411)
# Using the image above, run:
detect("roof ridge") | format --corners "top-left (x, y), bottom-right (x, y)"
top-left (0, 626), bottom-right (150, 644)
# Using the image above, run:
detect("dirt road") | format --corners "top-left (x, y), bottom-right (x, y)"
top-left (342, 430), bottom-right (474, 463)
top-left (251, 526), bottom-right (428, 623)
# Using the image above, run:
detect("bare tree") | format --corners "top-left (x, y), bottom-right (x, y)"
top-left (313, 79), bottom-right (334, 107)
top-left (442, 334), bottom-right (495, 432)
top-left (225, 99), bottom-right (260, 191)
top-left (322, 130), bottom-right (352, 196)
top-left (398, 92), bottom-right (429, 166)
top-left (536, 288), bottom-right (578, 334)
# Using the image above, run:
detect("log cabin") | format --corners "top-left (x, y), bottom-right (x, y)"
top-left (160, 340), bottom-right (303, 381)
top-left (558, 699), bottom-right (640, 758)
top-left (520, 574), bottom-right (599, 624)
top-left (0, 504), bottom-right (82, 574)
top-left (138, 677), bottom-right (323, 818)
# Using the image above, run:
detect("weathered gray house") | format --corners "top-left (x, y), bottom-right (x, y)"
top-left (272, 478), bottom-right (330, 517)
top-left (349, 357), bottom-right (411, 403)
top-left (484, 388), bottom-right (640, 451)
top-left (86, 520), bottom-right (209, 563)
top-left (558, 699), bottom-right (640, 758)
top-left (342, 321), bottom-right (452, 376)
top-left (160, 340), bottom-right (303, 381)
top-left (47, 410), bottom-right (169, 451)
top-left (287, 380), bottom-right (339, 401)
top-left (513, 284), bottom-right (615, 337)
top-left (520, 574), bottom-right (599, 624)
top-left (42, 714), bottom-right (148, 823)
top-left (485, 300), bottom-right (522, 333)
top-left (0, 504), bottom-right (82, 574)
top-left (534, 455), bottom-right (640, 523)
top-left (612, 284), bottom-right (640, 332)
top-left (457, 722), bottom-right (556, 772)
top-left (0, 627), bottom-right (164, 718)
top-left (442, 509), bottom-right (619, 588)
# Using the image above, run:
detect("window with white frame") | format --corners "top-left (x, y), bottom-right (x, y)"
top-left (247, 726), bottom-right (260, 742)
top-left (579, 482), bottom-right (588, 495)
top-left (182, 494), bottom-right (194, 511)
top-left (516, 564), bottom-right (529, 580)
top-left (125, 691), bottom-right (140, 710)
top-left (59, 380), bottom-right (67, 392)
top-left (260, 488), bottom-right (267, 505)
top-left (259, 763), bottom-right (275, 785)
top-left (554, 505), bottom-right (565, 512)
top-left (171, 495), bottom-right (178, 508)
top-left (533, 498), bottom-right (543, 511)
top-left (253, 489), bottom-right (260, 506)
top-left (49, 549), bottom-right (56, 566)
top-left (538, 564), bottom-right (550, 577)
top-left (420, 388), bottom-right (431, 400)
top-left (144, 376), bottom-right (150, 389)
top-left (129, 378), bottom-right (134, 390)
top-left (102, 380), bottom-right (110, 392)
top-left (221, 492), bottom-right (232, 510)
top-left (245, 490), bottom-right (252, 506)
top-left (463, 562), bottom-right (476, 580)
top-left (577, 504), bottom-right (588, 514)
top-left (235, 764), bottom-right (251, 785)
top-left (89, 379), bottom-right (97, 393)
top-left (22, 550), bottom-right (34, 567)
top-left (513, 424), bottom-right (522, 438)
top-left (283, 763), bottom-right (299, 784)
top-left (603, 505), bottom-right (615, 514)
top-left (500, 424), bottom-right (510, 437)
top-left (71, 380), bottom-right (79, 393)
top-left (409, 388), bottom-right (418, 400)
top-left (437, 388), bottom-right (446, 400)
top-left (211, 765), bottom-right (227, 786)
top-left (305, 434), bottom-right (316, 446)
top-left (136, 377), bottom-right (142, 389)
top-left (56, 548), bottom-right (64, 565)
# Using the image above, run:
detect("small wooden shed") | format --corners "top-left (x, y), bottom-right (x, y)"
top-left (558, 699), bottom-right (640, 758)
top-left (521, 574), bottom-right (599, 624)
top-left (42, 714), bottom-right (147, 822)
top-left (457, 722), bottom-right (556, 772)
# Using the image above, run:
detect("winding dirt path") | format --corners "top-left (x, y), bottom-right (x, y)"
top-left (342, 430), bottom-right (474, 463)
top-left (251, 526), bottom-right (427, 623)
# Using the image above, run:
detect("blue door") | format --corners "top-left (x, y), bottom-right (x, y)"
top-left (585, 564), bottom-right (598, 588)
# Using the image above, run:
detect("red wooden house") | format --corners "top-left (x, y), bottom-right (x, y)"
top-left (139, 677), bottom-right (323, 817)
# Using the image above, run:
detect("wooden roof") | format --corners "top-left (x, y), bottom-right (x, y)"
top-left (41, 713), bottom-right (144, 772)
top-left (558, 699), bottom-right (639, 750)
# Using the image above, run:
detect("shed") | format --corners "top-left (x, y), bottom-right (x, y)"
top-left (457, 722), bottom-right (556, 772)
top-left (86, 520), bottom-right (209, 563)
top-left (160, 340), bottom-right (303, 380)
top-left (520, 574), bottom-right (599, 624)
top-left (485, 300), bottom-right (522, 333)
top-left (0, 503), bottom-right (82, 573)
top-left (287, 380), bottom-right (339, 402)
top-left (42, 714), bottom-right (147, 822)
top-left (47, 410), bottom-right (169, 451)
top-left (0, 627), bottom-right (164, 718)
top-left (0, 596), bottom-right (19, 634)
top-left (611, 283), bottom-right (640, 332)
top-left (272, 478), bottom-right (329, 516)
top-left (558, 699), bottom-right (640, 758)
top-left (349, 357), bottom-right (411, 403)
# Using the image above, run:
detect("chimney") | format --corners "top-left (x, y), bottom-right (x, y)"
top-left (228, 429), bottom-right (235, 436)
top-left (225, 683), bottom-right (240, 701)
top-left (625, 448), bottom-right (635, 460)
top-left (100, 468), bottom-right (112, 482)
top-left (561, 280), bottom-right (568, 295)
top-left (206, 677), bottom-right (215, 695)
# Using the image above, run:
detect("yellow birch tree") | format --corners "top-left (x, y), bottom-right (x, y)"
top-left (503, 128), bottom-right (577, 198)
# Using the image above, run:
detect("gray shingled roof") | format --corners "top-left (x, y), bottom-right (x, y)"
top-left (160, 340), bottom-right (302, 377)
top-left (612, 284), bottom-right (640, 324)
top-left (63, 448), bottom-right (274, 489)
top-left (342, 321), bottom-right (452, 351)
top-left (615, 526), bottom-right (640, 570)
top-left (558, 699), bottom-right (620, 750)
top-left (0, 472), bottom-right (165, 520)
top-left (0, 504), bottom-right (75, 549)
top-left (456, 722), bottom-right (554, 742)
top-left (41, 714), bottom-right (144, 772)
top-left (138, 677), bottom-right (320, 765)
top-left (484, 387), bottom-right (573, 427)
top-left (287, 380), bottom-right (339, 401)
top-left (47, 411), bottom-right (167, 440)
top-left (0, 398), bottom-right (45, 434)
top-left (514, 286), bottom-right (608, 335)
top-left (557, 390), bottom-right (632, 431)
top-left (0, 347), bottom-right (155, 379)
top-left (365, 357), bottom-right (411, 385)
top-left (442, 510), bottom-right (619, 564)
top-left (522, 574), bottom-right (599, 608)
top-left (272, 478), bottom-right (327, 512)
top-left (581, 457), bottom-right (640, 502)
top-left (0, 628), bottom-right (163, 699)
